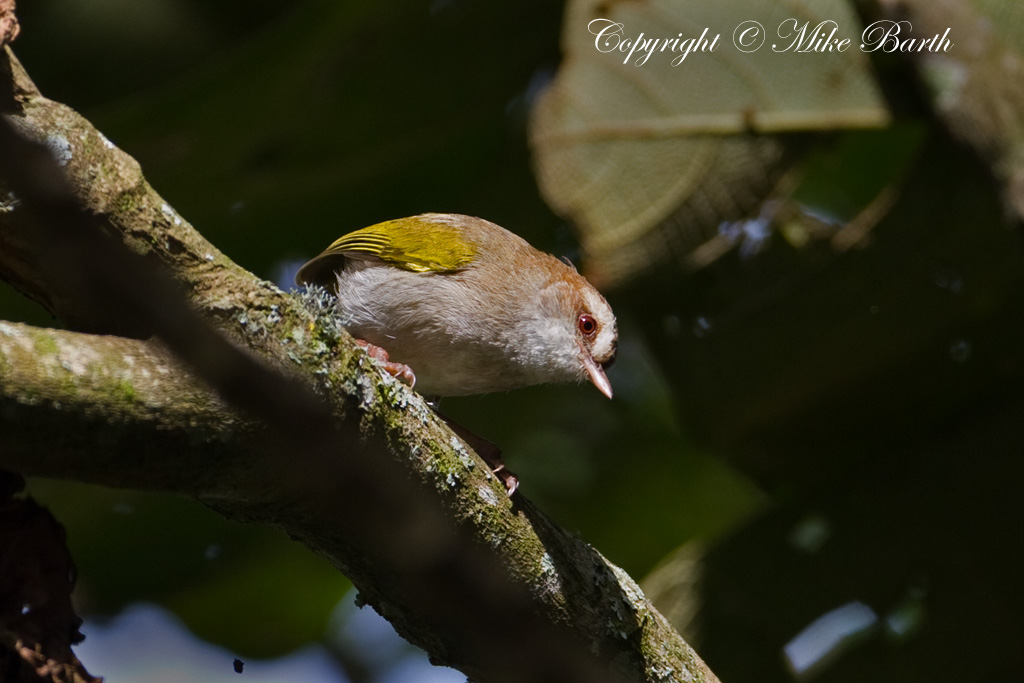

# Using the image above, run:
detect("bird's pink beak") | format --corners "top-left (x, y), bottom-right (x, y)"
top-left (580, 345), bottom-right (613, 399)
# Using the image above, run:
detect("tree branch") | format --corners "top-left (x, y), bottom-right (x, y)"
top-left (0, 321), bottom-right (255, 493)
top-left (0, 45), bottom-right (718, 683)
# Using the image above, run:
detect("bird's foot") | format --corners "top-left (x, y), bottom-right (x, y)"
top-left (488, 463), bottom-right (519, 497)
top-left (438, 414), bottom-right (518, 496)
top-left (354, 339), bottom-right (416, 388)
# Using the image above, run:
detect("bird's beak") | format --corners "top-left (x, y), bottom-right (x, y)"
top-left (579, 344), bottom-right (613, 399)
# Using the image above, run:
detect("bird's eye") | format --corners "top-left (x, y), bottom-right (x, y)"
top-left (578, 314), bottom-right (598, 337)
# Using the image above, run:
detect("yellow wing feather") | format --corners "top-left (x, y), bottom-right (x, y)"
top-left (295, 216), bottom-right (477, 288)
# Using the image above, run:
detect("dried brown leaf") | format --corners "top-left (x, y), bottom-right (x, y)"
top-left (0, 483), bottom-right (100, 683)
top-left (531, 0), bottom-right (889, 287)
top-left (0, 0), bottom-right (18, 47)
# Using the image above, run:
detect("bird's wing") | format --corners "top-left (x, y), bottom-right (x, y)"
top-left (295, 216), bottom-right (477, 287)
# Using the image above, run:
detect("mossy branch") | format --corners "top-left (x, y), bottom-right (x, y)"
top-left (0, 45), bottom-right (718, 683)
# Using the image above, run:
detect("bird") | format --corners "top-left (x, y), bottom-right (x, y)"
top-left (296, 213), bottom-right (618, 493)
top-left (296, 213), bottom-right (617, 398)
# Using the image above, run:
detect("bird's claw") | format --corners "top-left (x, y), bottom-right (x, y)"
top-left (491, 464), bottom-right (519, 497)
top-left (355, 340), bottom-right (416, 388)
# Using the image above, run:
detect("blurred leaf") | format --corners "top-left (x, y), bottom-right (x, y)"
top-left (530, 0), bottom-right (890, 287)
top-left (877, 0), bottom-right (1024, 221)
top-left (640, 541), bottom-right (705, 642)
